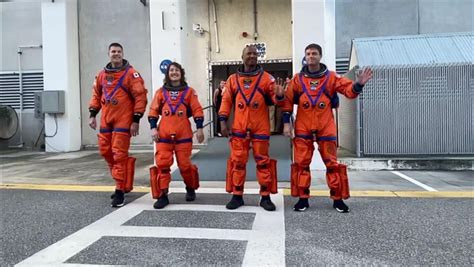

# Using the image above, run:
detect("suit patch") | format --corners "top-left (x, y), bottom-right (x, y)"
top-left (310, 80), bottom-right (319, 91)
top-left (243, 78), bottom-right (253, 89)
top-left (133, 72), bottom-right (140, 78)
top-left (106, 75), bottom-right (114, 85)
top-left (170, 91), bottom-right (179, 100)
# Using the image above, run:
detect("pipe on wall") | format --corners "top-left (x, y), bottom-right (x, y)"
top-left (253, 0), bottom-right (258, 40)
top-left (211, 0), bottom-right (220, 53)
top-left (16, 44), bottom-right (43, 148)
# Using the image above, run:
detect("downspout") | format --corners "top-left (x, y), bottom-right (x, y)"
top-left (211, 0), bottom-right (220, 53)
top-left (253, 0), bottom-right (258, 40)
top-left (16, 45), bottom-right (43, 148)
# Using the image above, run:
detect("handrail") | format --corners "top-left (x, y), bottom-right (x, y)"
top-left (193, 120), bottom-right (214, 134)
top-left (192, 105), bottom-right (215, 134)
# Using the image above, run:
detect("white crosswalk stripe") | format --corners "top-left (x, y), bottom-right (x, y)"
top-left (16, 188), bottom-right (286, 266)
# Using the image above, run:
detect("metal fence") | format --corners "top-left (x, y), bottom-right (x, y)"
top-left (359, 63), bottom-right (473, 156)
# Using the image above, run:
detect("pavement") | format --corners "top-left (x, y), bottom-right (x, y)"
top-left (0, 138), bottom-right (473, 266)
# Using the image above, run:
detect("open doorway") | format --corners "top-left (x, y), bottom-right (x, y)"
top-left (209, 61), bottom-right (292, 137)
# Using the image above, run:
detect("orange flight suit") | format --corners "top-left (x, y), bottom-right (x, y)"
top-left (219, 65), bottom-right (278, 196)
top-left (89, 60), bottom-right (148, 192)
top-left (278, 64), bottom-right (363, 200)
top-left (148, 85), bottom-right (204, 198)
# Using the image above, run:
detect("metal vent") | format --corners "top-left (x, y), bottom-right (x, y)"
top-left (360, 64), bottom-right (473, 155)
top-left (0, 71), bottom-right (44, 110)
top-left (336, 58), bottom-right (349, 74)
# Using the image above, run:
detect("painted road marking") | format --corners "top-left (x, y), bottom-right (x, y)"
top-left (2, 184), bottom-right (472, 198)
top-left (16, 188), bottom-right (285, 266)
top-left (391, 171), bottom-right (438, 192)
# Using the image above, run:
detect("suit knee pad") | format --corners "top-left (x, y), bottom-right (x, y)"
top-left (123, 157), bottom-right (136, 193)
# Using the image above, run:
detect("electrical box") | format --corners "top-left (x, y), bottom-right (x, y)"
top-left (41, 91), bottom-right (65, 114)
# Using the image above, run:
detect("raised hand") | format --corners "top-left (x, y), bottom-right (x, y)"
top-left (356, 67), bottom-right (373, 85)
top-left (274, 77), bottom-right (287, 97)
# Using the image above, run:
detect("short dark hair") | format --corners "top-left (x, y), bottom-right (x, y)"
top-left (305, 43), bottom-right (322, 56)
top-left (108, 42), bottom-right (123, 51)
top-left (164, 62), bottom-right (187, 86)
top-left (242, 44), bottom-right (257, 56)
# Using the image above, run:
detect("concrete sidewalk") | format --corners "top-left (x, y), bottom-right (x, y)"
top-left (1, 145), bottom-right (472, 192)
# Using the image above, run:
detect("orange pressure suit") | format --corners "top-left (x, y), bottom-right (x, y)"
top-left (219, 65), bottom-right (278, 196)
top-left (89, 60), bottom-right (148, 192)
top-left (279, 64), bottom-right (363, 200)
top-left (148, 85), bottom-right (204, 198)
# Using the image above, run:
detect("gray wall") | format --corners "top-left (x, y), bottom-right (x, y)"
top-left (335, 0), bottom-right (473, 59)
top-left (78, 0), bottom-right (152, 146)
top-left (419, 0), bottom-right (473, 33)
top-left (1, 1), bottom-right (44, 150)
top-left (184, 0), bottom-right (212, 133)
top-left (1, 1), bottom-right (43, 71)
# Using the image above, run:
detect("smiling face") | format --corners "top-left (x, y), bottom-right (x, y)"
top-left (168, 65), bottom-right (182, 83)
top-left (108, 45), bottom-right (123, 66)
top-left (242, 46), bottom-right (258, 69)
top-left (305, 48), bottom-right (321, 67)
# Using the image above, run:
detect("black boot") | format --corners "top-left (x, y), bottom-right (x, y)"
top-left (111, 189), bottom-right (125, 207)
top-left (259, 195), bottom-right (276, 211)
top-left (185, 187), bottom-right (196, 201)
top-left (293, 198), bottom-right (309, 212)
top-left (333, 199), bottom-right (350, 213)
top-left (226, 195), bottom-right (244, 210)
top-left (154, 194), bottom-right (169, 209)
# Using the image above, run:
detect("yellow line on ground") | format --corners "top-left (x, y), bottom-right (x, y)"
top-left (393, 191), bottom-right (474, 198)
top-left (0, 184), bottom-right (150, 193)
top-left (1, 184), bottom-right (472, 198)
top-left (281, 188), bottom-right (473, 198)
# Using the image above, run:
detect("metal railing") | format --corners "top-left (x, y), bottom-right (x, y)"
top-left (192, 105), bottom-right (215, 135)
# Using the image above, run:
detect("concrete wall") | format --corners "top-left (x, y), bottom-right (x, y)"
top-left (209, 0), bottom-right (292, 61)
top-left (1, 1), bottom-right (43, 71)
top-left (183, 0), bottom-right (214, 138)
top-left (78, 0), bottom-right (152, 146)
top-left (336, 0), bottom-right (472, 58)
top-left (419, 0), bottom-right (473, 33)
top-left (1, 1), bottom-right (44, 150)
top-left (336, 0), bottom-right (419, 59)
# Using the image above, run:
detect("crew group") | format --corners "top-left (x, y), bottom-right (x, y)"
top-left (88, 42), bottom-right (373, 213)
